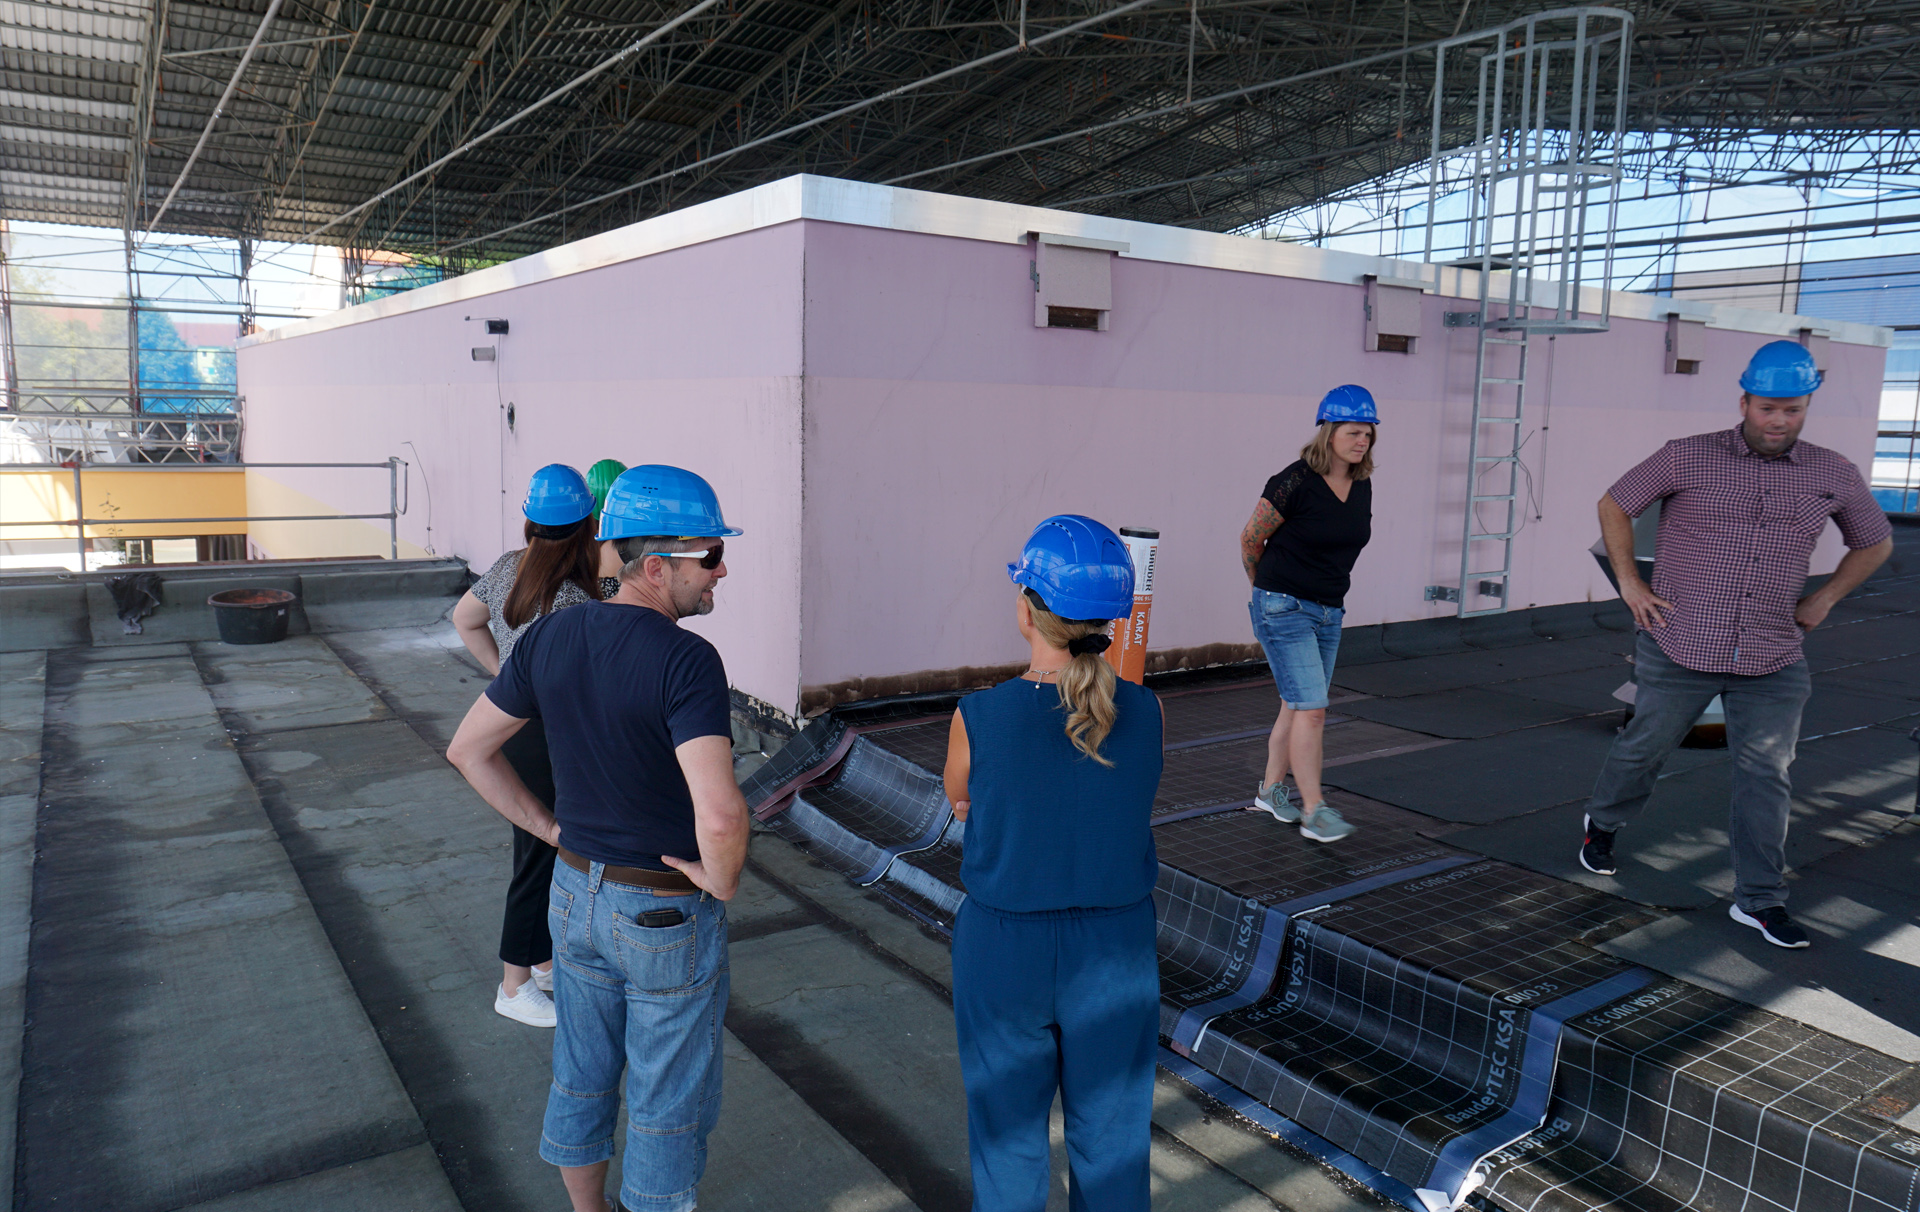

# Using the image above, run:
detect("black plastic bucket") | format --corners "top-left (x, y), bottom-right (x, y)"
top-left (208, 588), bottom-right (296, 645)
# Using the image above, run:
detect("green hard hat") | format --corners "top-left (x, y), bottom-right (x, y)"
top-left (585, 459), bottom-right (627, 519)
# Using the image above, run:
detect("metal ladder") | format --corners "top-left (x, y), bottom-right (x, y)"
top-left (1422, 7), bottom-right (1633, 616)
top-left (1460, 311), bottom-right (1530, 615)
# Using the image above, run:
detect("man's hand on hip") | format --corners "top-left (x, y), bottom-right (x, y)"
top-left (659, 854), bottom-right (730, 898)
top-left (1794, 593), bottom-right (1835, 631)
top-left (1619, 575), bottom-right (1675, 629)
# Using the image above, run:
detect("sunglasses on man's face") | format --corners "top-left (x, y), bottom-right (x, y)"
top-left (655, 541), bottom-right (724, 570)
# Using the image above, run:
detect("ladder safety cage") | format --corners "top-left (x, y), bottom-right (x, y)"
top-left (1422, 7), bottom-right (1632, 617)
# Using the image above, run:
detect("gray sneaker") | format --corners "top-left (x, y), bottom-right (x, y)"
top-left (1254, 779), bottom-right (1302, 824)
top-left (1300, 802), bottom-right (1355, 843)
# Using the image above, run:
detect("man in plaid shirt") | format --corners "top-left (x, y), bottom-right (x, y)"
top-left (1580, 340), bottom-right (1893, 949)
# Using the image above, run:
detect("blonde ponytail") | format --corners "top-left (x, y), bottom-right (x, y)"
top-left (1026, 593), bottom-right (1120, 766)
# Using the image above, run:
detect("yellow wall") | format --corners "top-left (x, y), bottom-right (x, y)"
top-left (0, 468), bottom-right (247, 540)
top-left (244, 471), bottom-right (430, 561)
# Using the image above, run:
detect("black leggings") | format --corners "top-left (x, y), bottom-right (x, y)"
top-left (499, 718), bottom-right (558, 968)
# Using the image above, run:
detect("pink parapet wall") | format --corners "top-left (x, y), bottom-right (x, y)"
top-left (793, 219), bottom-right (1885, 701)
top-left (238, 175), bottom-right (1888, 719)
top-left (238, 222), bottom-right (808, 716)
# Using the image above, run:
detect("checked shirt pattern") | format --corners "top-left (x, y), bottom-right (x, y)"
top-left (1608, 426), bottom-right (1889, 676)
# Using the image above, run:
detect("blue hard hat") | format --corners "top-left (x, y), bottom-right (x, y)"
top-left (596, 464), bottom-right (742, 541)
top-left (522, 464), bottom-right (595, 527)
top-left (1006, 514), bottom-right (1135, 622)
top-left (1316, 384), bottom-right (1379, 425)
top-left (1740, 340), bottom-right (1822, 397)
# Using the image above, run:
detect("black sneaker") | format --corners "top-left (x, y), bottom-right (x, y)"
top-left (1730, 903), bottom-right (1810, 949)
top-left (1578, 815), bottom-right (1618, 875)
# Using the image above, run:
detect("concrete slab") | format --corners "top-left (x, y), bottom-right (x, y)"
top-left (1151, 1072), bottom-right (1396, 1212)
top-left (0, 581), bottom-right (87, 651)
top-left (1802, 821), bottom-right (1920, 894)
top-left (1331, 641), bottom-right (1623, 699)
top-left (1598, 873), bottom-right (1920, 1063)
top-left (1440, 800), bottom-right (1721, 909)
top-left (1799, 685), bottom-right (1920, 738)
top-left (1823, 653), bottom-right (1920, 702)
top-left (195, 635), bottom-right (391, 733)
top-left (322, 626), bottom-right (488, 752)
top-left (241, 715), bottom-right (904, 1212)
top-left (1332, 686), bottom-right (1596, 739)
top-left (1802, 613), bottom-right (1920, 671)
top-left (701, 1030), bottom-right (922, 1212)
top-left (726, 922), bottom-right (972, 1212)
top-left (85, 573), bottom-right (308, 647)
top-left (301, 564), bottom-right (468, 635)
top-left (172, 1145), bottom-right (460, 1212)
top-left (22, 650), bottom-right (424, 1212)
top-left (1527, 601), bottom-right (1608, 641)
top-left (0, 793), bottom-right (33, 1212)
top-left (1321, 714), bottom-right (1726, 824)
top-left (234, 717), bottom-right (564, 1211)
top-left (0, 651), bottom-right (45, 797)
top-left (1444, 727), bottom-right (1915, 909)
top-left (747, 835), bottom-right (957, 992)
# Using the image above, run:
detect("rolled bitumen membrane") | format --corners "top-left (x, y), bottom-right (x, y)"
top-left (742, 705), bottom-right (1920, 1212)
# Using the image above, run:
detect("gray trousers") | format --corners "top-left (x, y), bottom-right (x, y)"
top-left (1584, 631), bottom-right (1811, 912)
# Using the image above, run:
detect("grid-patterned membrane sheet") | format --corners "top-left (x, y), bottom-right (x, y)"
top-left (1187, 860), bottom-right (1656, 1195)
top-left (1153, 864), bottom-right (1284, 1039)
top-left (759, 690), bottom-right (1920, 1212)
top-left (741, 716), bottom-right (850, 817)
top-left (763, 740), bottom-right (949, 885)
top-left (1155, 736), bottom-right (1269, 818)
top-left (1481, 981), bottom-right (1920, 1212)
top-left (876, 818), bottom-right (967, 930)
top-left (1160, 681), bottom-right (1285, 746)
top-left (1153, 809), bottom-right (1461, 905)
top-left (1197, 918), bottom-right (1541, 1189)
top-left (860, 718), bottom-right (954, 772)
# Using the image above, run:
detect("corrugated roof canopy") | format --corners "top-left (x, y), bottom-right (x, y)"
top-left (5, 0), bottom-right (1920, 261)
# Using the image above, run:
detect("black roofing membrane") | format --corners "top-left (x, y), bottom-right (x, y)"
top-left (736, 679), bottom-right (1920, 1212)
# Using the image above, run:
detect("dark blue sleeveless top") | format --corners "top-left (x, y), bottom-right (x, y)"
top-left (958, 676), bottom-right (1163, 913)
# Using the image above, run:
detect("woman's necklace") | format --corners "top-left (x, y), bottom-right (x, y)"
top-left (1023, 665), bottom-right (1068, 683)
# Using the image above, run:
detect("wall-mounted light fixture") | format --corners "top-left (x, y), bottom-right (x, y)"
top-left (471, 347), bottom-right (496, 361)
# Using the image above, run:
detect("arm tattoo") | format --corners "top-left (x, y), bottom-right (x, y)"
top-left (1240, 498), bottom-right (1283, 582)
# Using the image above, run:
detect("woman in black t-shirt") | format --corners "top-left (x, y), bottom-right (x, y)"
top-left (1238, 385), bottom-right (1378, 843)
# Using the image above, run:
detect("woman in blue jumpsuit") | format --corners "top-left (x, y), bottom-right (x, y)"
top-left (943, 514), bottom-right (1164, 1212)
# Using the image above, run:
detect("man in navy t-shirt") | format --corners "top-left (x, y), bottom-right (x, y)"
top-left (448, 464), bottom-right (749, 1212)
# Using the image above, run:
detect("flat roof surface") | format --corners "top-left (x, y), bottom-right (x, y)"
top-left (3, 526), bottom-right (1917, 1210)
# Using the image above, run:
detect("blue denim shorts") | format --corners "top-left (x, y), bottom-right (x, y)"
top-left (543, 857), bottom-right (728, 1211)
top-left (1249, 589), bottom-right (1343, 711)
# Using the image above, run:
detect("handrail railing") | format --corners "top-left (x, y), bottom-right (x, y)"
top-left (0, 459), bottom-right (406, 569)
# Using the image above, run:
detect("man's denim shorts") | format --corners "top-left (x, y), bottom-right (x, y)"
top-left (1249, 588), bottom-right (1343, 711)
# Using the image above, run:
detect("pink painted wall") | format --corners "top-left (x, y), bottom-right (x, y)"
top-left (238, 224), bottom-right (808, 713)
top-left (238, 197), bottom-right (1886, 717)
top-left (796, 220), bottom-right (1885, 692)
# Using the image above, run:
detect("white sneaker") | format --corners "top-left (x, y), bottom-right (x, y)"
top-left (495, 980), bottom-right (557, 1028)
top-left (532, 963), bottom-right (554, 993)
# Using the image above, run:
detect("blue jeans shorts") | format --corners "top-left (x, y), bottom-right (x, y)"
top-left (542, 857), bottom-right (729, 1212)
top-left (1249, 588), bottom-right (1343, 711)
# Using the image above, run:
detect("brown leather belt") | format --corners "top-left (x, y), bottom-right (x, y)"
top-left (558, 847), bottom-right (699, 895)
